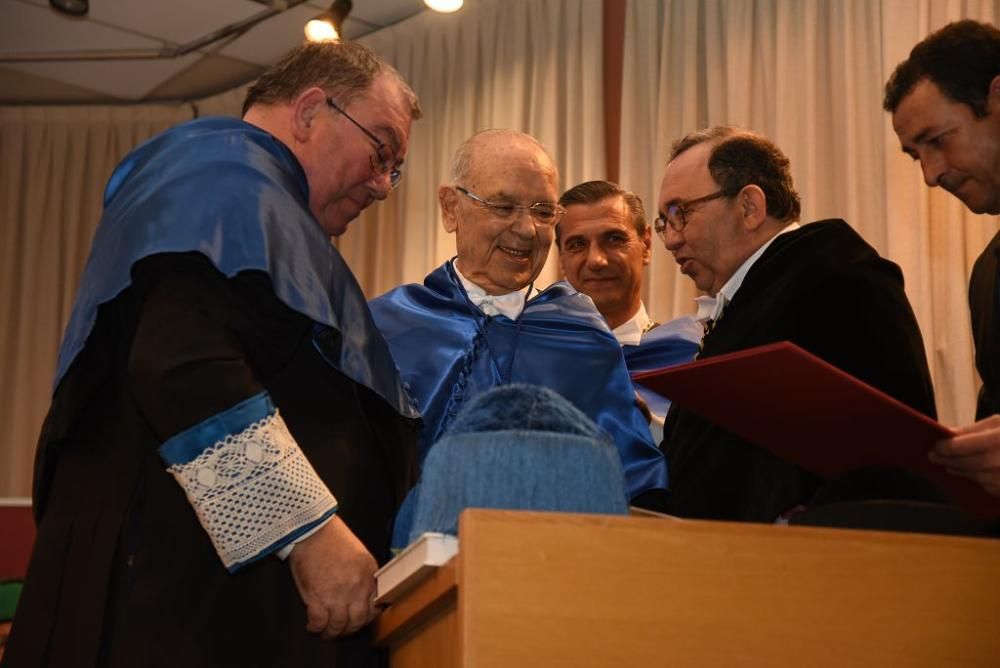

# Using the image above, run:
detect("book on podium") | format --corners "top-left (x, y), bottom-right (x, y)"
top-left (375, 532), bottom-right (459, 605)
top-left (632, 341), bottom-right (998, 518)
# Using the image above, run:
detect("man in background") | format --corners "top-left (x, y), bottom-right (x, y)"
top-left (656, 126), bottom-right (937, 522)
top-left (885, 19), bottom-right (1000, 497)
top-left (556, 180), bottom-right (701, 442)
top-left (6, 42), bottom-right (421, 667)
top-left (369, 130), bottom-right (666, 529)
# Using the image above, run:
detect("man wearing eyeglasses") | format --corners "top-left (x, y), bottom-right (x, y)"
top-left (555, 180), bottom-right (702, 443)
top-left (6, 42), bottom-right (420, 668)
top-left (369, 130), bottom-right (666, 542)
top-left (655, 126), bottom-right (937, 523)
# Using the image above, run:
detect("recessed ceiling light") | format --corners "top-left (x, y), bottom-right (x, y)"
top-left (425, 0), bottom-right (463, 13)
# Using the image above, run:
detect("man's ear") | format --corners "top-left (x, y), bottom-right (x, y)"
top-left (640, 224), bottom-right (652, 265)
top-left (988, 75), bottom-right (1000, 113)
top-left (439, 185), bottom-right (460, 233)
top-left (740, 185), bottom-right (768, 231)
top-left (291, 87), bottom-right (328, 143)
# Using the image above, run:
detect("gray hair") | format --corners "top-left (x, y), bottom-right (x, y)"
top-left (450, 129), bottom-right (558, 184)
top-left (242, 41), bottom-right (420, 119)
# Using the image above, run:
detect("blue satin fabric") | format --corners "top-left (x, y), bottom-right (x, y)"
top-left (369, 262), bottom-right (667, 498)
top-left (55, 116), bottom-right (416, 419)
top-left (623, 317), bottom-right (702, 424)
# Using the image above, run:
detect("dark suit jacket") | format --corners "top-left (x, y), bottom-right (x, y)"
top-left (969, 230), bottom-right (1000, 420)
top-left (661, 220), bottom-right (937, 522)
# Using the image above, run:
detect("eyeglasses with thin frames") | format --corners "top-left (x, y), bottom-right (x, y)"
top-left (326, 97), bottom-right (402, 189)
top-left (653, 190), bottom-right (732, 241)
top-left (455, 186), bottom-right (566, 226)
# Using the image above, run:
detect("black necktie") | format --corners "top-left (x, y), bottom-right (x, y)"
top-left (695, 317), bottom-right (717, 360)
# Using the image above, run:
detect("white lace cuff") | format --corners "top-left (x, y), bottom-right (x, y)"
top-left (159, 393), bottom-right (338, 572)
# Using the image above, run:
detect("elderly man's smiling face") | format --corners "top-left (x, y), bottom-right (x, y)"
top-left (440, 134), bottom-right (559, 295)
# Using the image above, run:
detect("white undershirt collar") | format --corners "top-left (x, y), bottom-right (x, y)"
top-left (611, 302), bottom-right (650, 346)
top-left (453, 260), bottom-right (531, 320)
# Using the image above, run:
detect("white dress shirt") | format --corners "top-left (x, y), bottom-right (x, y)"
top-left (611, 302), bottom-right (652, 346)
top-left (454, 261), bottom-right (532, 320)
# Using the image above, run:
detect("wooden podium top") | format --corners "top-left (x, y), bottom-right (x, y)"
top-left (377, 509), bottom-right (1000, 667)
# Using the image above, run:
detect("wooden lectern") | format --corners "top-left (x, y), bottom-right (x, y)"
top-left (376, 509), bottom-right (1000, 667)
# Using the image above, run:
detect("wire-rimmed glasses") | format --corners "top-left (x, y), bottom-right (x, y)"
top-left (455, 186), bottom-right (566, 226)
top-left (326, 97), bottom-right (402, 189)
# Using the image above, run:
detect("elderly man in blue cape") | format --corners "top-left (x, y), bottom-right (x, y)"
top-left (369, 130), bottom-right (666, 531)
top-left (556, 180), bottom-right (702, 443)
top-left (6, 43), bottom-right (420, 668)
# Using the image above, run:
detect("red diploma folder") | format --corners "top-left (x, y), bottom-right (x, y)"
top-left (632, 341), bottom-right (998, 518)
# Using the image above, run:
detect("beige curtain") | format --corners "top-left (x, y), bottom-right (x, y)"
top-left (351, 0), bottom-right (606, 295)
top-left (620, 0), bottom-right (1000, 427)
top-left (0, 105), bottom-right (193, 497)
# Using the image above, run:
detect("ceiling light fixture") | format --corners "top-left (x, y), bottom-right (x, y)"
top-left (49, 0), bottom-right (88, 17)
top-left (305, 0), bottom-right (353, 42)
top-left (424, 0), bottom-right (463, 12)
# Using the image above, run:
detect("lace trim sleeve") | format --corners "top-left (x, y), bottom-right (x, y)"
top-left (159, 393), bottom-right (338, 572)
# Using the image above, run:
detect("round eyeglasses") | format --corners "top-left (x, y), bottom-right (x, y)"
top-left (653, 190), bottom-right (732, 241)
top-left (455, 186), bottom-right (566, 226)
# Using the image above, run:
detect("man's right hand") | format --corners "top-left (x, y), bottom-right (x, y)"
top-left (288, 514), bottom-right (380, 639)
top-left (931, 414), bottom-right (1000, 497)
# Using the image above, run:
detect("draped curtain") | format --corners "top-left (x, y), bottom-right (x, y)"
top-left (620, 0), bottom-right (1000, 427)
top-left (0, 105), bottom-right (193, 497)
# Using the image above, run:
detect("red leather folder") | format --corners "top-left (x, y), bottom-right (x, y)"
top-left (632, 341), bottom-right (999, 518)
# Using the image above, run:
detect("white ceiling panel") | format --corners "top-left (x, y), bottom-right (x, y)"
top-left (9, 52), bottom-right (203, 100)
top-left (0, 0), bottom-right (162, 52)
top-left (216, 3), bottom-right (328, 66)
top-left (0, 0), bottom-right (435, 104)
top-left (85, 0), bottom-right (265, 45)
top-left (350, 0), bottom-right (425, 28)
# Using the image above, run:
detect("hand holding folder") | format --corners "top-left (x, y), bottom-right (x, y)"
top-left (632, 341), bottom-right (998, 517)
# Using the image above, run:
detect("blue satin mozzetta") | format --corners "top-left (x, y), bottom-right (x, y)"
top-left (54, 116), bottom-right (416, 420)
top-left (623, 317), bottom-right (702, 421)
top-left (369, 261), bottom-right (667, 498)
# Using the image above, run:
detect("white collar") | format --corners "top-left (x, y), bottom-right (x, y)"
top-left (611, 302), bottom-right (650, 346)
top-left (693, 295), bottom-right (717, 324)
top-left (453, 260), bottom-right (531, 320)
top-left (711, 222), bottom-right (800, 322)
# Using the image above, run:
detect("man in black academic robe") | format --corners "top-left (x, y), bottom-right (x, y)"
top-left (5, 42), bottom-right (421, 668)
top-left (654, 127), bottom-right (937, 523)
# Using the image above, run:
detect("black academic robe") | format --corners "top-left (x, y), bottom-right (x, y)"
top-left (661, 220), bottom-right (937, 523)
top-left (5, 253), bottom-right (417, 668)
top-left (969, 229), bottom-right (1000, 420)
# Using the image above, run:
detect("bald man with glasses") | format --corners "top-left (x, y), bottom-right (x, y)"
top-left (369, 130), bottom-right (666, 541)
top-left (655, 126), bottom-right (937, 524)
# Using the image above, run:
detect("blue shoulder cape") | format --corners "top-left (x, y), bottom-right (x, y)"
top-left (623, 316), bottom-right (702, 421)
top-left (55, 116), bottom-right (416, 420)
top-left (368, 261), bottom-right (667, 497)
